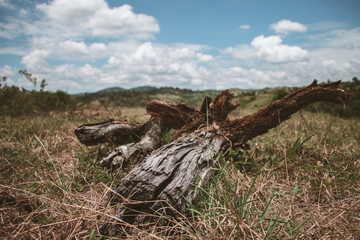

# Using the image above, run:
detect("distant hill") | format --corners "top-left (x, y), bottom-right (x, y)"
top-left (76, 86), bottom-right (157, 95)
top-left (132, 86), bottom-right (158, 92)
top-left (94, 87), bottom-right (124, 94)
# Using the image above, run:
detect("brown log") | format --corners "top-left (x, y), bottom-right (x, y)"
top-left (145, 100), bottom-right (202, 130)
top-left (100, 80), bottom-right (351, 235)
top-left (74, 80), bottom-right (351, 236)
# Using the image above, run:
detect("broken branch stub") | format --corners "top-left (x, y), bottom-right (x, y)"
top-left (74, 118), bottom-right (163, 168)
top-left (100, 118), bottom-right (162, 167)
top-left (74, 120), bottom-right (142, 146)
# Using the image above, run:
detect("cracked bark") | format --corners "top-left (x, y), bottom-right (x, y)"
top-left (99, 118), bottom-right (162, 168)
top-left (74, 118), bottom-right (163, 168)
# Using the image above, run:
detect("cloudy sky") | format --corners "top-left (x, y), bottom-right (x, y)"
top-left (0, 0), bottom-right (359, 93)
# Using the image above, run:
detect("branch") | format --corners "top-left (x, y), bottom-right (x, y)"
top-left (74, 120), bottom-right (142, 146)
top-left (210, 90), bottom-right (239, 122)
top-left (100, 118), bottom-right (162, 168)
top-left (146, 100), bottom-right (201, 129)
top-left (221, 80), bottom-right (352, 145)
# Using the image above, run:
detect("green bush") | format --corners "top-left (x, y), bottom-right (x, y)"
top-left (272, 88), bottom-right (289, 101)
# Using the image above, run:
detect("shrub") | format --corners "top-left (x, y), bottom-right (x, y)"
top-left (0, 71), bottom-right (77, 116)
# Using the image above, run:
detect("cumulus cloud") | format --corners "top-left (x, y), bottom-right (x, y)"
top-left (21, 49), bottom-right (51, 72)
top-left (37, 0), bottom-right (107, 25)
top-left (0, 64), bottom-right (16, 76)
top-left (251, 35), bottom-right (308, 63)
top-left (55, 40), bottom-right (108, 60)
top-left (88, 5), bottom-right (160, 39)
top-left (37, 1), bottom-right (159, 39)
top-left (271, 19), bottom-right (307, 35)
top-left (104, 42), bottom-right (213, 89)
top-left (225, 35), bottom-right (308, 64)
top-left (223, 44), bottom-right (256, 61)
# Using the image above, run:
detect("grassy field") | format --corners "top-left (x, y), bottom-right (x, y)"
top-left (1, 102), bottom-right (359, 239)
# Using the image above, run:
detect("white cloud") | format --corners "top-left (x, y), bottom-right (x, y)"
top-left (59, 40), bottom-right (88, 55)
top-left (55, 40), bottom-right (108, 60)
top-left (0, 18), bottom-right (24, 39)
top-left (103, 42), bottom-right (213, 89)
top-left (21, 49), bottom-right (51, 72)
top-left (271, 19), bottom-right (307, 35)
top-left (215, 66), bottom-right (288, 89)
top-left (196, 53), bottom-right (213, 62)
top-left (37, 0), bottom-right (107, 26)
top-left (239, 25), bottom-right (250, 30)
top-left (308, 21), bottom-right (348, 32)
top-left (0, 65), bottom-right (17, 85)
top-left (315, 28), bottom-right (360, 49)
top-left (0, 65), bottom-right (16, 77)
top-left (88, 4), bottom-right (160, 39)
top-left (36, 0), bottom-right (159, 39)
top-left (225, 35), bottom-right (308, 64)
top-left (223, 44), bottom-right (256, 60)
top-left (0, 0), bottom-right (13, 8)
top-left (251, 35), bottom-right (308, 63)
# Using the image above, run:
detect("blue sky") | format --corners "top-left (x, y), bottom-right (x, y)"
top-left (0, 0), bottom-right (359, 93)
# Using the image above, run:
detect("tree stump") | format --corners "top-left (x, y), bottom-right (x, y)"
top-left (74, 80), bottom-right (351, 236)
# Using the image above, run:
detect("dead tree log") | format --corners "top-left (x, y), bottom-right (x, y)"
top-left (75, 80), bottom-right (351, 235)
top-left (74, 119), bottom-right (143, 146)
top-left (75, 118), bottom-right (163, 167)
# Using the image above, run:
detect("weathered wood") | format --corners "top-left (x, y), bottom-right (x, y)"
top-left (146, 100), bottom-right (202, 130)
top-left (100, 118), bottom-right (162, 167)
top-left (211, 90), bottom-right (239, 122)
top-left (75, 118), bottom-right (164, 168)
top-left (74, 120), bottom-right (142, 146)
top-left (102, 130), bottom-right (225, 235)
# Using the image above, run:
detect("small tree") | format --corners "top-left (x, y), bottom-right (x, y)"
top-left (40, 79), bottom-right (47, 92)
top-left (19, 69), bottom-right (37, 89)
top-left (19, 69), bottom-right (47, 91)
top-left (0, 76), bottom-right (6, 89)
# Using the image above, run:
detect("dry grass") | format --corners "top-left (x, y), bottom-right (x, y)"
top-left (1, 107), bottom-right (359, 239)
